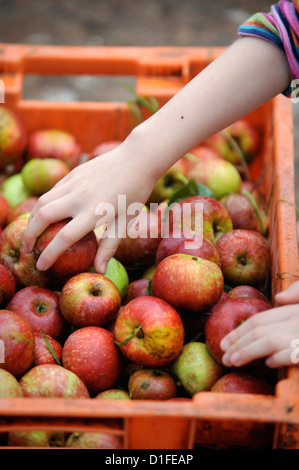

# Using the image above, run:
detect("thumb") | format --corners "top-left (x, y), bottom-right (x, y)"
top-left (275, 280), bottom-right (299, 305)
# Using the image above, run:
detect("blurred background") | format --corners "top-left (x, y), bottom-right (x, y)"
top-left (1, 0), bottom-right (298, 206)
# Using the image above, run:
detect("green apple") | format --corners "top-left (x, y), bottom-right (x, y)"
top-left (104, 257), bottom-right (129, 300)
top-left (21, 158), bottom-right (70, 195)
top-left (171, 342), bottom-right (223, 396)
top-left (0, 173), bottom-right (32, 207)
top-left (147, 167), bottom-right (189, 205)
top-left (184, 157), bottom-right (241, 199)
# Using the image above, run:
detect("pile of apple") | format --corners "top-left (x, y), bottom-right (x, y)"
top-left (0, 105), bottom-right (275, 449)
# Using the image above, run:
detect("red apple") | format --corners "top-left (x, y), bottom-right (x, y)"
top-left (155, 230), bottom-right (221, 267)
top-left (227, 285), bottom-right (271, 306)
top-left (171, 342), bottom-right (224, 396)
top-left (114, 210), bottom-right (162, 271)
top-left (205, 119), bottom-right (260, 164)
top-left (20, 364), bottom-right (90, 398)
top-left (128, 368), bottom-right (177, 400)
top-left (105, 306), bottom-right (124, 336)
top-left (0, 309), bottom-right (35, 377)
top-left (34, 218), bottom-right (98, 278)
top-left (65, 432), bottom-right (122, 449)
top-left (0, 215), bottom-right (51, 288)
top-left (26, 129), bottom-right (81, 169)
top-left (62, 326), bottom-right (123, 395)
top-left (188, 145), bottom-right (222, 161)
top-left (33, 332), bottom-right (62, 367)
top-left (7, 286), bottom-right (66, 340)
top-left (95, 389), bottom-right (130, 400)
top-left (167, 195), bottom-right (233, 245)
top-left (0, 106), bottom-right (27, 169)
top-left (204, 297), bottom-right (270, 365)
top-left (0, 264), bottom-right (16, 307)
top-left (21, 158), bottom-right (70, 196)
top-left (215, 229), bottom-right (271, 287)
top-left (152, 253), bottom-right (224, 313)
top-left (6, 196), bottom-right (38, 225)
top-left (211, 372), bottom-right (273, 395)
top-left (220, 193), bottom-right (265, 234)
top-left (0, 368), bottom-right (23, 397)
top-left (122, 278), bottom-right (150, 305)
top-left (0, 194), bottom-right (9, 227)
top-left (114, 296), bottom-right (185, 368)
top-left (87, 140), bottom-right (122, 161)
top-left (59, 272), bottom-right (121, 328)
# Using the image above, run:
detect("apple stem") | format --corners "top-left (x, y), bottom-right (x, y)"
top-left (115, 325), bottom-right (143, 347)
top-left (91, 282), bottom-right (103, 297)
top-left (220, 130), bottom-right (252, 182)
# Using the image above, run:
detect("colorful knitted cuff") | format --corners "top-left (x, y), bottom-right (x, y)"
top-left (238, 0), bottom-right (299, 97)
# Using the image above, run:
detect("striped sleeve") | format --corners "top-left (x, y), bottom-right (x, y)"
top-left (238, 0), bottom-right (299, 96)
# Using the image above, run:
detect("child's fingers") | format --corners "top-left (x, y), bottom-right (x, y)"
top-left (23, 196), bottom-right (74, 253)
top-left (93, 231), bottom-right (121, 274)
top-left (265, 347), bottom-right (298, 368)
top-left (222, 331), bottom-right (294, 367)
top-left (275, 281), bottom-right (299, 305)
top-left (35, 214), bottom-right (95, 271)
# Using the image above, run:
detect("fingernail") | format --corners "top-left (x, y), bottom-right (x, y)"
top-left (36, 259), bottom-right (47, 271)
top-left (230, 352), bottom-right (241, 366)
top-left (220, 338), bottom-right (230, 351)
top-left (101, 262), bottom-right (107, 274)
top-left (221, 353), bottom-right (231, 367)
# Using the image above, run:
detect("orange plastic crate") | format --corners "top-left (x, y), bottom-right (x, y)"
top-left (0, 43), bottom-right (299, 450)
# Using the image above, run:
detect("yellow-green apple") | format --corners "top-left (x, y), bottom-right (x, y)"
top-left (0, 106), bottom-right (27, 170)
top-left (114, 210), bottom-right (162, 271)
top-left (142, 265), bottom-right (155, 279)
top-left (204, 297), bottom-right (270, 365)
top-left (103, 257), bottom-right (129, 300)
top-left (59, 272), bottom-right (121, 328)
top-left (7, 286), bottom-right (66, 340)
top-left (87, 140), bottom-right (122, 161)
top-left (0, 264), bottom-right (16, 307)
top-left (155, 230), bottom-right (221, 267)
top-left (0, 173), bottom-right (32, 208)
top-left (122, 278), bottom-right (150, 305)
top-left (95, 389), bottom-right (130, 400)
top-left (167, 195), bottom-right (233, 245)
top-left (227, 285), bottom-right (271, 306)
top-left (62, 326), bottom-right (123, 395)
top-left (21, 158), bottom-right (70, 195)
top-left (151, 254), bottom-right (224, 313)
top-left (0, 215), bottom-right (51, 288)
top-left (0, 369), bottom-right (23, 397)
top-left (8, 431), bottom-right (65, 448)
top-left (184, 156), bottom-right (242, 199)
top-left (20, 363), bottom-right (90, 398)
top-left (35, 218), bottom-right (98, 279)
top-left (0, 309), bottom-right (35, 377)
top-left (33, 332), bottom-right (62, 366)
top-left (205, 120), bottom-right (260, 164)
top-left (211, 371), bottom-right (273, 394)
top-left (147, 167), bottom-right (189, 205)
top-left (26, 129), bottom-right (81, 169)
top-left (220, 193), bottom-right (266, 235)
top-left (128, 368), bottom-right (177, 400)
top-left (171, 342), bottom-right (224, 396)
top-left (6, 196), bottom-right (38, 225)
top-left (215, 229), bottom-right (271, 287)
top-left (65, 432), bottom-right (122, 449)
top-left (114, 296), bottom-right (184, 367)
top-left (0, 194), bottom-right (9, 227)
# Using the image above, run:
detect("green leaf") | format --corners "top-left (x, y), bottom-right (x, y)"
top-left (167, 178), bottom-right (216, 207)
top-left (196, 183), bottom-right (217, 198)
top-left (146, 279), bottom-right (153, 296)
top-left (223, 285), bottom-right (233, 293)
top-left (40, 331), bottom-right (61, 366)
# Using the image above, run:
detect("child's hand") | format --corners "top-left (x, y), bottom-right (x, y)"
top-left (23, 143), bottom-right (157, 274)
top-left (220, 281), bottom-right (299, 368)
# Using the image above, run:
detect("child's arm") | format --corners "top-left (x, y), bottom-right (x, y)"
top-left (220, 281), bottom-right (299, 368)
top-left (23, 37), bottom-right (291, 273)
